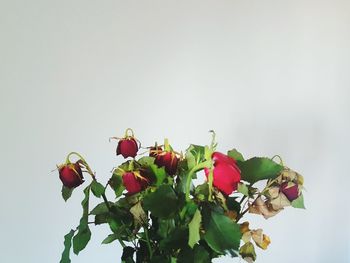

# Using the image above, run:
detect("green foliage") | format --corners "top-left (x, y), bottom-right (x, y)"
top-left (143, 185), bottom-right (179, 218)
top-left (61, 186), bottom-right (73, 202)
top-left (188, 209), bottom-right (202, 248)
top-left (186, 144), bottom-right (206, 170)
top-left (292, 194), bottom-right (306, 209)
top-left (90, 202), bottom-right (112, 215)
top-left (109, 171), bottom-right (125, 198)
top-left (203, 211), bottom-right (242, 255)
top-left (73, 185), bottom-right (91, 255)
top-left (57, 134), bottom-right (305, 263)
top-left (91, 180), bottom-right (105, 198)
top-left (227, 149), bottom-right (244, 162)
top-left (237, 183), bottom-right (249, 196)
top-left (177, 245), bottom-right (211, 263)
top-left (102, 233), bottom-right (120, 244)
top-left (60, 229), bottom-right (75, 263)
top-left (237, 157), bottom-right (283, 184)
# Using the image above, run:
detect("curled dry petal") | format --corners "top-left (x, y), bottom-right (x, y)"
top-left (251, 229), bottom-right (271, 250)
top-left (249, 197), bottom-right (282, 219)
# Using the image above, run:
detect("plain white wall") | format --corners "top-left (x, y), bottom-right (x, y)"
top-left (0, 0), bottom-right (349, 262)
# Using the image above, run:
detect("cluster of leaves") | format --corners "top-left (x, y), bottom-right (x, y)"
top-left (59, 138), bottom-right (305, 263)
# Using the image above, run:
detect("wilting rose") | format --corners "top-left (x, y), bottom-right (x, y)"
top-left (205, 152), bottom-right (241, 196)
top-left (149, 146), bottom-right (163, 158)
top-left (59, 162), bottom-right (84, 188)
top-left (122, 171), bottom-right (149, 194)
top-left (117, 138), bottom-right (139, 158)
top-left (280, 182), bottom-right (299, 201)
top-left (155, 151), bottom-right (179, 175)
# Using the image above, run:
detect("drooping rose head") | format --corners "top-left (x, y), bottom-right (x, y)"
top-left (117, 138), bottom-right (138, 158)
top-left (280, 182), bottom-right (299, 201)
top-left (122, 171), bottom-right (149, 195)
top-left (59, 162), bottom-right (84, 188)
top-left (114, 128), bottom-right (139, 158)
top-left (205, 152), bottom-right (241, 196)
top-left (155, 151), bottom-right (179, 175)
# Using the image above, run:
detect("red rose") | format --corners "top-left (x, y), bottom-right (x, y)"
top-left (280, 182), bottom-right (299, 201)
top-left (155, 151), bottom-right (179, 175)
top-left (117, 138), bottom-right (139, 158)
top-left (205, 152), bottom-right (241, 196)
top-left (122, 171), bottom-right (149, 195)
top-left (59, 162), bottom-right (84, 188)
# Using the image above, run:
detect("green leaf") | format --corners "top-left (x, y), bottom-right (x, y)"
top-left (109, 172), bottom-right (125, 198)
top-left (143, 185), bottom-right (178, 218)
top-left (157, 219), bottom-right (175, 239)
top-left (193, 245), bottom-right (211, 263)
top-left (90, 202), bottom-right (112, 215)
top-left (137, 156), bottom-right (155, 167)
top-left (81, 185), bottom-right (91, 218)
top-left (91, 180), bottom-right (105, 198)
top-left (73, 185), bottom-right (91, 255)
top-left (149, 164), bottom-right (167, 186)
top-left (73, 224), bottom-right (91, 255)
top-left (59, 229), bottom-right (75, 263)
top-left (95, 213), bottom-right (109, 225)
top-left (237, 157), bottom-right (283, 184)
top-left (291, 193), bottom-right (306, 209)
top-left (203, 211), bottom-right (241, 255)
top-left (186, 144), bottom-right (206, 166)
top-left (160, 227), bottom-right (188, 251)
top-left (188, 209), bottom-right (202, 248)
top-left (102, 233), bottom-right (119, 244)
top-left (61, 186), bottom-right (73, 202)
top-left (237, 183), bottom-right (249, 196)
top-left (177, 245), bottom-right (210, 263)
top-left (227, 149), bottom-right (244, 162)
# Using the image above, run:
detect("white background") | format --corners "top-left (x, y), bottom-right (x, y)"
top-left (0, 0), bottom-right (349, 262)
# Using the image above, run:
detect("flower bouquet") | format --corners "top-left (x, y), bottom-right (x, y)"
top-left (56, 129), bottom-right (305, 263)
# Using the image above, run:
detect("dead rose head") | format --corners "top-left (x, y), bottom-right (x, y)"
top-left (122, 171), bottom-right (149, 195)
top-left (205, 152), bottom-right (241, 196)
top-left (154, 139), bottom-right (180, 175)
top-left (111, 128), bottom-right (139, 158)
top-left (58, 162), bottom-right (84, 188)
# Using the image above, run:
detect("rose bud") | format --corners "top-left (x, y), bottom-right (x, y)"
top-left (59, 162), bottom-right (84, 188)
top-left (122, 171), bottom-right (149, 195)
top-left (205, 152), bottom-right (241, 196)
top-left (155, 151), bottom-right (179, 175)
top-left (149, 145), bottom-right (163, 158)
top-left (112, 128), bottom-right (139, 158)
top-left (280, 182), bottom-right (299, 201)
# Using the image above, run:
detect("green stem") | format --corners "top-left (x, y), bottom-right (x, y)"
top-left (118, 238), bottom-right (126, 248)
top-left (143, 226), bottom-right (153, 259)
top-left (185, 160), bottom-right (212, 202)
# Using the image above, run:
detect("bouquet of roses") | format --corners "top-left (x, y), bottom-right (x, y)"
top-left (56, 128), bottom-right (305, 263)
